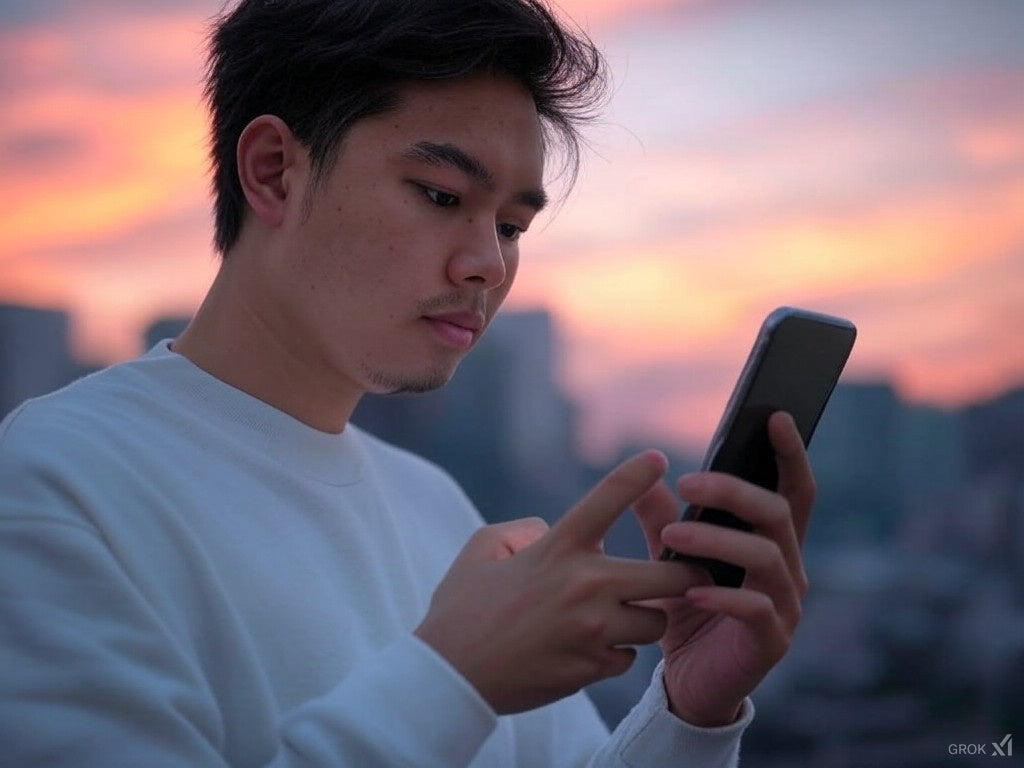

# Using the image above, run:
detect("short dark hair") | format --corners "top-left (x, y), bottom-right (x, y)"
top-left (204, 0), bottom-right (608, 255)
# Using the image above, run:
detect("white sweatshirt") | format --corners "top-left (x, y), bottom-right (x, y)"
top-left (0, 342), bottom-right (751, 767)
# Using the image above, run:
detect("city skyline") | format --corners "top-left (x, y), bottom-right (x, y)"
top-left (3, 298), bottom-right (1023, 764)
top-left (2, 0), bottom-right (1023, 457)
top-left (3, 298), bottom-right (1021, 465)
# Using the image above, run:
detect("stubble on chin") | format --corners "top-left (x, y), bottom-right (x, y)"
top-left (363, 363), bottom-right (456, 395)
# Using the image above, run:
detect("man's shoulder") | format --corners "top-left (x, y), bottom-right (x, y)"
top-left (0, 360), bottom-right (165, 528)
top-left (0, 356), bottom-right (161, 464)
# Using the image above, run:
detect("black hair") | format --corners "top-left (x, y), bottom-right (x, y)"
top-left (204, 0), bottom-right (608, 254)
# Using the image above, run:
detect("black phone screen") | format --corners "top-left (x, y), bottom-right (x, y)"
top-left (710, 311), bottom-right (857, 484)
top-left (662, 308), bottom-right (856, 586)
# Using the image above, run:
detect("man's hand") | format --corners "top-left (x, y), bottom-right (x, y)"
top-left (633, 411), bottom-right (815, 726)
top-left (415, 451), bottom-right (699, 715)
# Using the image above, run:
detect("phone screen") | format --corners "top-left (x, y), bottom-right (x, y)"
top-left (708, 309), bottom-right (857, 486)
top-left (662, 308), bottom-right (856, 586)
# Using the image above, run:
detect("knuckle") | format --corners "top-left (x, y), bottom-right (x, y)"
top-left (710, 475), bottom-right (745, 510)
top-left (667, 521), bottom-right (698, 546)
top-left (603, 461), bottom-right (649, 498)
top-left (795, 478), bottom-right (817, 510)
top-left (566, 563), bottom-right (610, 601)
top-left (740, 591), bottom-right (778, 627)
top-left (752, 497), bottom-right (787, 532)
top-left (753, 593), bottom-right (777, 620)
top-left (752, 539), bottom-right (784, 572)
top-left (770, 494), bottom-right (793, 521)
top-left (574, 614), bottom-right (608, 642)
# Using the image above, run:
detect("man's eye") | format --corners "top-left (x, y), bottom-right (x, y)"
top-left (497, 223), bottom-right (523, 241)
top-left (421, 186), bottom-right (459, 207)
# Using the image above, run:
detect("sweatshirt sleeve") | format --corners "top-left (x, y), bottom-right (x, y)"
top-left (587, 663), bottom-right (753, 768)
top-left (0, 512), bottom-right (498, 768)
top-left (277, 634), bottom-right (497, 765)
top-left (510, 662), bottom-right (752, 768)
top-left (2, 497), bottom-right (751, 768)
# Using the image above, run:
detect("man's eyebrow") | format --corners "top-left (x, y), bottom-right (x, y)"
top-left (405, 141), bottom-right (493, 187)
top-left (518, 187), bottom-right (548, 213)
top-left (403, 140), bottom-right (548, 212)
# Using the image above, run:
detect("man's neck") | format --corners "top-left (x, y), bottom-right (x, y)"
top-left (172, 258), bottom-right (362, 435)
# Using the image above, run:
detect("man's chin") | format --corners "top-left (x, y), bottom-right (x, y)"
top-left (365, 365), bottom-right (457, 395)
top-left (386, 376), bottom-right (451, 395)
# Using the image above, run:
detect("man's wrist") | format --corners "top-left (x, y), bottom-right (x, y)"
top-left (664, 678), bottom-right (743, 728)
top-left (614, 665), bottom-right (752, 768)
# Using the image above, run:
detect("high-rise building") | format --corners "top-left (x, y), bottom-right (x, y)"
top-left (0, 304), bottom-right (88, 419)
top-left (809, 381), bottom-right (906, 545)
top-left (143, 317), bottom-right (191, 352)
top-left (483, 310), bottom-right (578, 505)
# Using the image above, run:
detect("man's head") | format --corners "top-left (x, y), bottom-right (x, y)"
top-left (179, 0), bottom-right (608, 427)
top-left (205, 0), bottom-right (607, 255)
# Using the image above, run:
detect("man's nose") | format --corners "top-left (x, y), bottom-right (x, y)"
top-left (446, 218), bottom-right (507, 289)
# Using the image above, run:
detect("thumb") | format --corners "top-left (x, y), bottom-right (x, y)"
top-left (457, 517), bottom-right (550, 564)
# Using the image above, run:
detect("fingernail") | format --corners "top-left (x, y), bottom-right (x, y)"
top-left (677, 473), bottom-right (702, 493)
top-left (643, 450), bottom-right (669, 473)
top-left (684, 586), bottom-right (710, 607)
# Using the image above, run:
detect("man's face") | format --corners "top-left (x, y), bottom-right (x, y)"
top-left (269, 74), bottom-right (546, 397)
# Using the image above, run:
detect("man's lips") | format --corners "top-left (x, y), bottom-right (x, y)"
top-left (422, 311), bottom-right (485, 349)
top-left (425, 311), bottom-right (484, 331)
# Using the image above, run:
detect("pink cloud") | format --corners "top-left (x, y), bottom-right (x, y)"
top-left (3, 0), bottom-right (1023, 457)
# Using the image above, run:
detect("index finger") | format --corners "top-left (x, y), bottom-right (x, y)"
top-left (769, 411), bottom-right (816, 545)
top-left (551, 450), bottom-right (668, 547)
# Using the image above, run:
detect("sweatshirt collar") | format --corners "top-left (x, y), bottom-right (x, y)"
top-left (140, 340), bottom-right (366, 487)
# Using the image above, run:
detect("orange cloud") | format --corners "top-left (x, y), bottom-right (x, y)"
top-left (512, 157), bottom-right (1024, 452)
top-left (3, 2), bottom-right (1023, 458)
top-left (0, 88), bottom-right (208, 253)
top-left (958, 124), bottom-right (1024, 168)
top-left (0, 8), bottom-right (214, 361)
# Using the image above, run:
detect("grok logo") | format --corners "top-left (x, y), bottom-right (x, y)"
top-left (948, 734), bottom-right (1013, 757)
top-left (992, 734), bottom-right (1013, 757)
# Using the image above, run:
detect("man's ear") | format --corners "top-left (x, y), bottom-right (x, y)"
top-left (236, 114), bottom-right (305, 229)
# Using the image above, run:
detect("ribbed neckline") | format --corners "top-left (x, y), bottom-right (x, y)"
top-left (136, 340), bottom-right (366, 487)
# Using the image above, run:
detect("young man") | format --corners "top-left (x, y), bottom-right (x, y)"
top-left (0, 1), bottom-right (814, 765)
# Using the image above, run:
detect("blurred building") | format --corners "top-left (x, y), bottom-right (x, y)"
top-left (144, 317), bottom-right (190, 351)
top-left (963, 387), bottom-right (1024, 481)
top-left (809, 380), bottom-right (969, 548)
top-left (747, 379), bottom-right (1024, 767)
top-left (809, 381), bottom-right (906, 545)
top-left (0, 304), bottom-right (97, 420)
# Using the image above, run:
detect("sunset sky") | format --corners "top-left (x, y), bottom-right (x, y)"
top-left (2, 0), bottom-right (1023, 457)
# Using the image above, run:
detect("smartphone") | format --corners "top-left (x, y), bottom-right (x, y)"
top-left (660, 307), bottom-right (857, 587)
